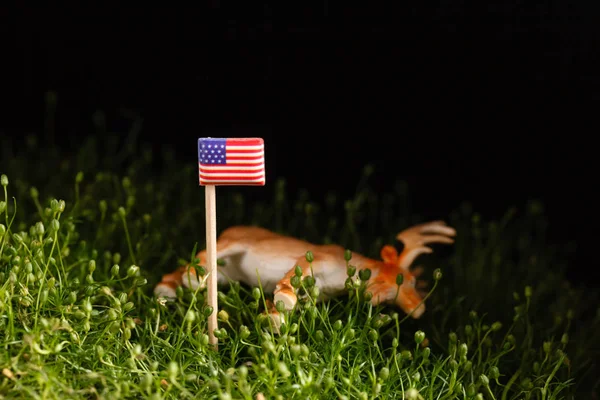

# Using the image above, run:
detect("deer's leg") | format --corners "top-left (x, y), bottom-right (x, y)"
top-left (272, 246), bottom-right (350, 310)
top-left (265, 257), bottom-right (309, 334)
top-left (153, 249), bottom-right (209, 299)
top-left (154, 265), bottom-right (188, 299)
top-left (267, 252), bottom-right (349, 332)
top-left (271, 257), bottom-right (307, 311)
top-left (154, 238), bottom-right (240, 298)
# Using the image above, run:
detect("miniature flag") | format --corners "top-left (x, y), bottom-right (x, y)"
top-left (198, 137), bottom-right (265, 186)
top-left (197, 136), bottom-right (266, 349)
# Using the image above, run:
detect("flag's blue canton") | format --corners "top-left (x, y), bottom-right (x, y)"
top-left (198, 138), bottom-right (227, 165)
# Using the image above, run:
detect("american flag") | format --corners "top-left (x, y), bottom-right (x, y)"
top-left (198, 137), bottom-right (266, 186)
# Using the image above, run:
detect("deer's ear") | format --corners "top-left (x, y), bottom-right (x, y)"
top-left (380, 245), bottom-right (399, 264)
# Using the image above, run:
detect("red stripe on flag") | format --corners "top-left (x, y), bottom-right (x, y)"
top-left (227, 148), bottom-right (262, 153)
top-left (198, 162), bottom-right (264, 168)
top-left (224, 156), bottom-right (264, 162)
top-left (226, 138), bottom-right (264, 146)
top-left (199, 174), bottom-right (265, 181)
top-left (200, 180), bottom-right (265, 186)
top-left (199, 168), bottom-right (264, 175)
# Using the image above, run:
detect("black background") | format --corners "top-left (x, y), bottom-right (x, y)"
top-left (2, 4), bottom-right (598, 285)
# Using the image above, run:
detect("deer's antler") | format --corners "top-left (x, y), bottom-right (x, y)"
top-left (396, 220), bottom-right (456, 271)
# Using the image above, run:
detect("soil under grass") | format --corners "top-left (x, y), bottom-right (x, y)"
top-left (0, 111), bottom-right (598, 399)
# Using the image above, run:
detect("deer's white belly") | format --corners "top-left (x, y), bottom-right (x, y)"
top-left (218, 251), bottom-right (300, 292)
top-left (217, 248), bottom-right (351, 297)
top-left (313, 263), bottom-right (349, 299)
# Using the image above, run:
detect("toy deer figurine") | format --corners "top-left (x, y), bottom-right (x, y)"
top-left (155, 220), bottom-right (456, 330)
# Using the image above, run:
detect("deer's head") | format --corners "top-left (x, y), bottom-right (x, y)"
top-left (377, 244), bottom-right (427, 318)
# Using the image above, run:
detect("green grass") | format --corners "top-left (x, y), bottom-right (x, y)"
top-left (0, 103), bottom-right (598, 399)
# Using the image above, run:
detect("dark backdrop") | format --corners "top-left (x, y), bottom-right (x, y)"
top-left (2, 4), bottom-right (598, 285)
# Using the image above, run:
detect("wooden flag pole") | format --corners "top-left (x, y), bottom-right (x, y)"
top-left (198, 137), bottom-right (265, 352)
top-left (205, 184), bottom-right (218, 349)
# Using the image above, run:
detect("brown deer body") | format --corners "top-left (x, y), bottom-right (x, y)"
top-left (155, 221), bottom-right (456, 327)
